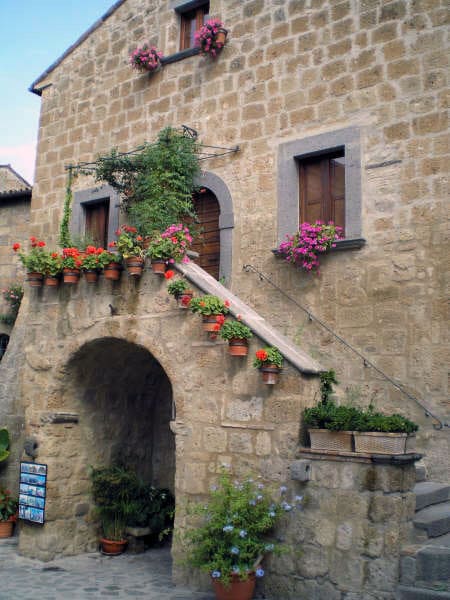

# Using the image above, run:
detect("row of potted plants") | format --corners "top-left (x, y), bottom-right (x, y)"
top-left (130, 19), bottom-right (228, 73)
top-left (12, 224), bottom-right (193, 286)
top-left (303, 372), bottom-right (418, 455)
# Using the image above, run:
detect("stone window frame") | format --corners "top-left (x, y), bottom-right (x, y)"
top-left (277, 127), bottom-right (365, 248)
top-left (194, 171), bottom-right (234, 283)
top-left (71, 184), bottom-right (120, 248)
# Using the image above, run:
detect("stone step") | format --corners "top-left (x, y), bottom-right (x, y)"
top-left (415, 482), bottom-right (450, 511)
top-left (397, 585), bottom-right (450, 600)
top-left (414, 502), bottom-right (450, 538)
top-left (401, 534), bottom-right (450, 585)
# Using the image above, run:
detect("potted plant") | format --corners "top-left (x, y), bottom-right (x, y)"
top-left (167, 277), bottom-right (194, 308)
top-left (0, 484), bottom-right (18, 539)
top-left (184, 470), bottom-right (299, 600)
top-left (277, 221), bottom-right (342, 275)
top-left (253, 347), bottom-right (284, 384)
top-left (79, 246), bottom-right (104, 283)
top-left (190, 295), bottom-right (230, 332)
top-left (113, 225), bottom-right (146, 277)
top-left (220, 319), bottom-right (253, 356)
top-left (102, 248), bottom-right (123, 281)
top-left (61, 247), bottom-right (83, 284)
top-left (41, 251), bottom-right (63, 286)
top-left (0, 285), bottom-right (23, 325)
top-left (147, 224), bottom-right (193, 274)
top-left (195, 19), bottom-right (228, 58)
top-left (129, 44), bottom-right (163, 73)
top-left (125, 483), bottom-right (175, 544)
top-left (90, 465), bottom-right (142, 555)
top-left (12, 237), bottom-right (48, 287)
top-left (353, 407), bottom-right (418, 454)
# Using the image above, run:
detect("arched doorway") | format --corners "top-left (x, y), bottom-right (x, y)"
top-left (191, 187), bottom-right (220, 279)
top-left (59, 337), bottom-right (175, 553)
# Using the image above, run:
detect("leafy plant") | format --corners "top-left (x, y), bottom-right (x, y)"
top-left (277, 221), bottom-right (342, 274)
top-left (0, 484), bottom-right (17, 522)
top-left (0, 429), bottom-right (10, 462)
top-left (126, 484), bottom-right (175, 542)
top-left (12, 237), bottom-right (48, 273)
top-left (220, 320), bottom-right (253, 341)
top-left (183, 469), bottom-right (300, 586)
top-left (110, 225), bottom-right (145, 259)
top-left (0, 285), bottom-right (23, 326)
top-left (319, 369), bottom-right (338, 404)
top-left (167, 278), bottom-right (190, 297)
top-left (59, 170), bottom-right (75, 248)
top-left (146, 224), bottom-right (192, 263)
top-left (41, 251), bottom-right (63, 277)
top-left (253, 347), bottom-right (284, 369)
top-left (190, 295), bottom-right (230, 316)
top-left (93, 127), bottom-right (200, 237)
top-left (353, 407), bottom-right (418, 433)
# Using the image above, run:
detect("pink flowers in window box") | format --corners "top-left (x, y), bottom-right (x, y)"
top-left (129, 44), bottom-right (163, 72)
top-left (195, 19), bottom-right (228, 57)
top-left (277, 221), bottom-right (343, 275)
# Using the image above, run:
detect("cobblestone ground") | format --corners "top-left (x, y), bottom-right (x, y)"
top-left (0, 538), bottom-right (215, 600)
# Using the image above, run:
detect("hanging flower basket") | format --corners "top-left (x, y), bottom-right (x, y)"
top-left (84, 270), bottom-right (99, 284)
top-left (195, 19), bottom-right (228, 57)
top-left (253, 347), bottom-right (284, 385)
top-left (26, 272), bottom-right (44, 287)
top-left (104, 261), bottom-right (122, 281)
top-left (62, 268), bottom-right (80, 285)
top-left (129, 44), bottom-right (163, 73)
top-left (44, 275), bottom-right (60, 287)
top-left (125, 256), bottom-right (145, 277)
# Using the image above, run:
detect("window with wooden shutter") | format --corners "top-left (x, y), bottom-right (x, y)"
top-left (180, 2), bottom-right (209, 51)
top-left (189, 188), bottom-right (220, 279)
top-left (84, 200), bottom-right (110, 248)
top-left (299, 150), bottom-right (345, 235)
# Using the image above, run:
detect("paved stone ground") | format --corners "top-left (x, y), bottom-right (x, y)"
top-left (0, 538), bottom-right (215, 600)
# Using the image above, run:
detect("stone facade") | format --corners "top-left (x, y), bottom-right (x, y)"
top-left (0, 0), bottom-right (448, 597)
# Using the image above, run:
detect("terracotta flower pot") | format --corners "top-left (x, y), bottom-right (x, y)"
top-left (202, 314), bottom-right (223, 332)
top-left (84, 270), bottom-right (99, 283)
top-left (228, 338), bottom-right (249, 356)
top-left (125, 256), bottom-right (145, 277)
top-left (99, 538), bottom-right (128, 555)
top-left (63, 268), bottom-right (80, 284)
top-left (0, 518), bottom-right (15, 539)
top-left (212, 573), bottom-right (255, 600)
top-left (177, 290), bottom-right (193, 309)
top-left (151, 260), bottom-right (167, 274)
top-left (260, 364), bottom-right (281, 385)
top-left (215, 28), bottom-right (228, 47)
top-left (104, 262), bottom-right (122, 281)
top-left (44, 275), bottom-right (59, 287)
top-left (26, 272), bottom-right (44, 287)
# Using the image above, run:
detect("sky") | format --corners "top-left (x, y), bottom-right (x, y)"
top-left (0, 0), bottom-right (116, 184)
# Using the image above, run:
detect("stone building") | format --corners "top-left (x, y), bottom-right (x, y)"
top-left (0, 165), bottom-right (31, 355)
top-left (1, 1), bottom-right (448, 598)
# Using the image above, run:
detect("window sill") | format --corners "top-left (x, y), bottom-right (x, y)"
top-left (272, 237), bottom-right (366, 257)
top-left (161, 47), bottom-right (200, 65)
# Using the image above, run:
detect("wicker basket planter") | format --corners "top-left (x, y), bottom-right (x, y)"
top-left (308, 429), bottom-right (353, 452)
top-left (353, 431), bottom-right (409, 455)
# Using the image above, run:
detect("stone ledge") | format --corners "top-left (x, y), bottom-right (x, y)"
top-left (221, 421), bottom-right (275, 430)
top-left (298, 447), bottom-right (422, 465)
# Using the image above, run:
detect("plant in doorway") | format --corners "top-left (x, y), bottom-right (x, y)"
top-left (0, 484), bottom-right (18, 538)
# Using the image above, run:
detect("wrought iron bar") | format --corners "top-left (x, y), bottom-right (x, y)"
top-left (243, 263), bottom-right (447, 430)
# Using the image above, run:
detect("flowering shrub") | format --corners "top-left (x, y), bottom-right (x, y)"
top-left (61, 247), bottom-right (82, 270)
top-left (112, 225), bottom-right (146, 259)
top-left (0, 484), bottom-right (17, 522)
top-left (195, 19), bottom-right (227, 57)
top-left (80, 246), bottom-right (116, 271)
top-left (147, 224), bottom-right (192, 263)
top-left (12, 237), bottom-right (47, 273)
top-left (277, 221), bottom-right (342, 274)
top-left (253, 347), bottom-right (284, 369)
top-left (190, 295), bottom-right (230, 316)
top-left (184, 469), bottom-right (302, 586)
top-left (129, 44), bottom-right (163, 72)
top-left (0, 285), bottom-right (23, 326)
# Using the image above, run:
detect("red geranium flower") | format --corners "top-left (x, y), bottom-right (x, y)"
top-left (181, 296), bottom-right (191, 307)
top-left (164, 270), bottom-right (175, 279)
top-left (38, 240), bottom-right (46, 247)
top-left (224, 300), bottom-right (230, 307)
top-left (12, 243), bottom-right (20, 252)
top-left (215, 314), bottom-right (225, 325)
top-left (212, 323), bottom-right (221, 331)
top-left (255, 350), bottom-right (268, 362)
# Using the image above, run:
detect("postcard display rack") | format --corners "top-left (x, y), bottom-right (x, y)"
top-left (18, 461), bottom-right (47, 524)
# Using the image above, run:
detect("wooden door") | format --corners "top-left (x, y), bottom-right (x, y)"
top-left (85, 200), bottom-right (109, 248)
top-left (190, 189), bottom-right (220, 279)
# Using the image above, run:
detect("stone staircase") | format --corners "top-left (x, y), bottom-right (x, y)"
top-left (397, 481), bottom-right (450, 599)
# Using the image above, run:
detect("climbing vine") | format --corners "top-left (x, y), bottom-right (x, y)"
top-left (59, 168), bottom-right (76, 248)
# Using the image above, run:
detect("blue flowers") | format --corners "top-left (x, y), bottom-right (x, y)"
top-left (281, 501), bottom-right (293, 512)
top-left (223, 525), bottom-right (234, 533)
top-left (280, 485), bottom-right (287, 494)
top-left (231, 546), bottom-right (240, 555)
top-left (211, 570), bottom-right (221, 578)
top-left (268, 510), bottom-right (276, 517)
top-left (264, 543), bottom-right (274, 552)
top-left (239, 529), bottom-right (247, 538)
top-left (256, 568), bottom-right (265, 578)
top-left (231, 565), bottom-right (240, 574)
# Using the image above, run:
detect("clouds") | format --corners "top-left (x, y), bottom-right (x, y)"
top-left (0, 143), bottom-right (37, 184)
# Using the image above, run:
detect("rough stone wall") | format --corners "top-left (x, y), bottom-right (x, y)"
top-left (25, 0), bottom-right (449, 480)
top-left (0, 273), bottom-right (317, 560)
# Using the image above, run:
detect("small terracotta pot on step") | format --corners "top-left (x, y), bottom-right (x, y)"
top-left (0, 518), bottom-right (15, 539)
top-left (100, 538), bottom-right (128, 555)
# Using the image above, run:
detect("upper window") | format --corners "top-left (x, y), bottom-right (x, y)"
top-left (179, 2), bottom-right (209, 50)
top-left (72, 185), bottom-right (119, 249)
top-left (84, 199), bottom-right (110, 248)
top-left (299, 150), bottom-right (345, 235)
